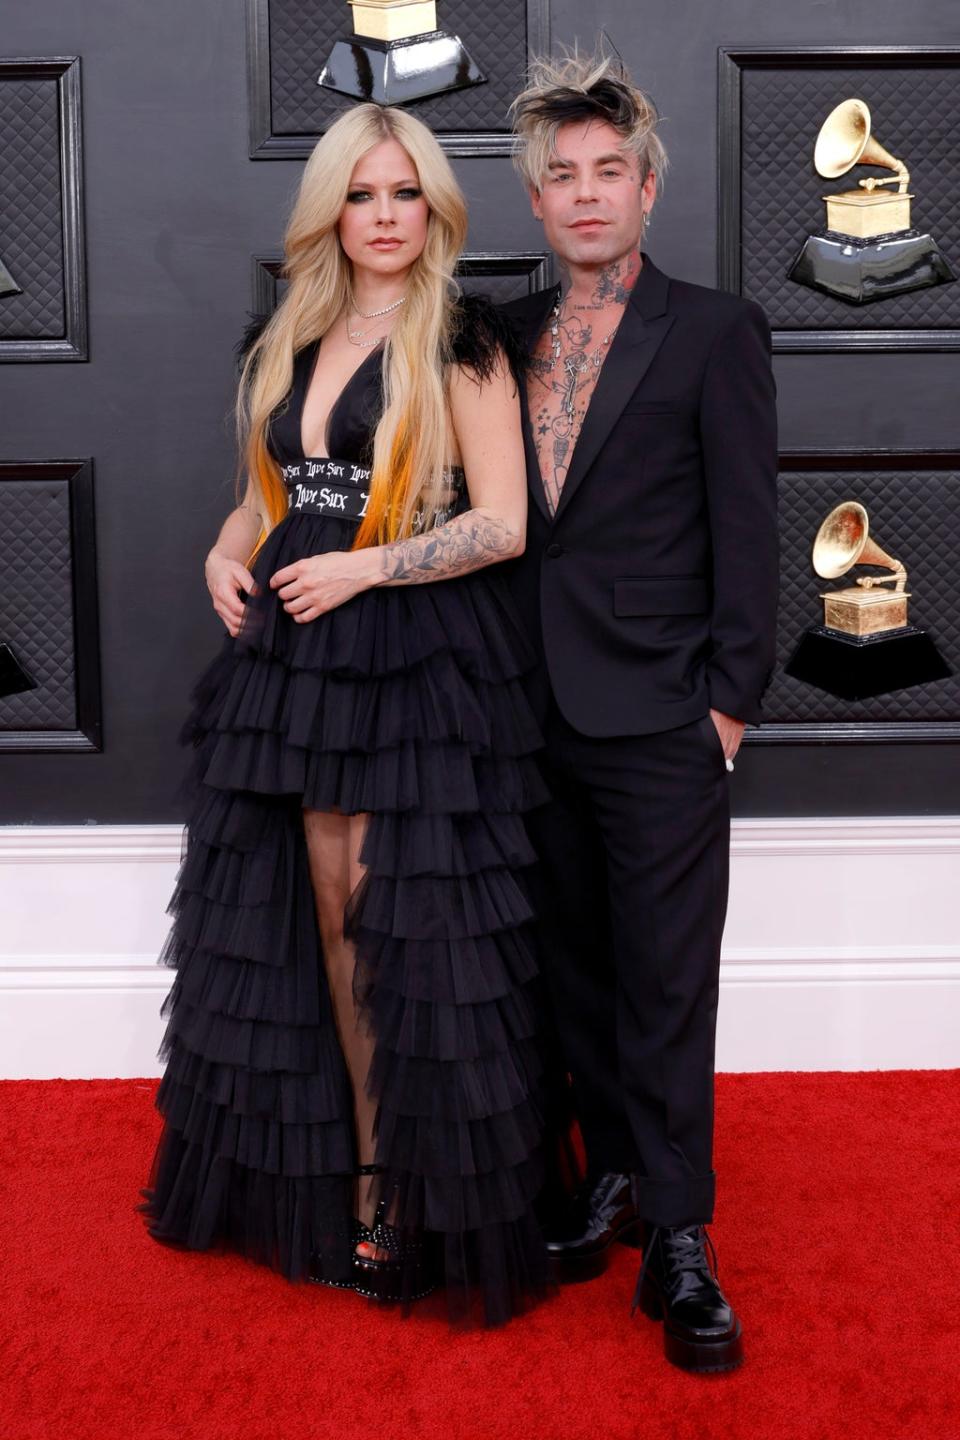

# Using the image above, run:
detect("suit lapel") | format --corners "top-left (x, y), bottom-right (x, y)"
top-left (553, 254), bottom-right (675, 525)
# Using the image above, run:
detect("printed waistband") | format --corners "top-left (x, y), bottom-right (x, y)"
top-left (282, 457), bottom-right (371, 523)
top-left (281, 456), bottom-right (461, 531)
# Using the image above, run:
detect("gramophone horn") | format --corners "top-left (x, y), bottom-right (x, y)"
top-left (813, 98), bottom-right (909, 191)
top-left (812, 501), bottom-right (907, 590)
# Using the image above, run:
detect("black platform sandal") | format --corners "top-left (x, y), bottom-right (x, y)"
top-left (351, 1165), bottom-right (438, 1303)
top-left (307, 1166), bottom-right (375, 1291)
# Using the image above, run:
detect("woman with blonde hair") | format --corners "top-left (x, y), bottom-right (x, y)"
top-left (137, 102), bottom-right (550, 1325)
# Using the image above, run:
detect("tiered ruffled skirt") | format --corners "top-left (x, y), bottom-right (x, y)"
top-left (137, 510), bottom-right (552, 1324)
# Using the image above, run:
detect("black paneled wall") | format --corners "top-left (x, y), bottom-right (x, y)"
top-left (2, 0), bottom-right (959, 818)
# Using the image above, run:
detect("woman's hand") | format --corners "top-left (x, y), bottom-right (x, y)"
top-left (269, 549), bottom-right (375, 622)
top-left (205, 547), bottom-right (258, 637)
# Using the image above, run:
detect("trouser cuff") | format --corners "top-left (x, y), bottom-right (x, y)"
top-left (630, 1170), bottom-right (715, 1227)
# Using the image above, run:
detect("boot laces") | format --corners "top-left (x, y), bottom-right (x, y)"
top-left (630, 1224), bottom-right (719, 1316)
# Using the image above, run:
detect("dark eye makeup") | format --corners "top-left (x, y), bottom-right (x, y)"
top-left (346, 186), bottom-right (423, 203)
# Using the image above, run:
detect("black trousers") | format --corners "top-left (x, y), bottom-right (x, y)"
top-left (528, 691), bottom-right (731, 1228)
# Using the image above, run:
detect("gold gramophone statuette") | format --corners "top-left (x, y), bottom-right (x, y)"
top-left (349, 0), bottom-right (440, 42)
top-left (787, 96), bottom-right (955, 303)
top-left (783, 498), bottom-right (951, 700)
top-left (814, 99), bottom-right (912, 239)
top-left (318, 0), bottom-right (485, 105)
top-left (813, 501), bottom-right (909, 636)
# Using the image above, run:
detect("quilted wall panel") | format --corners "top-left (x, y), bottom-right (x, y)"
top-left (740, 64), bottom-right (960, 332)
top-left (767, 464), bottom-right (959, 723)
top-left (0, 73), bottom-right (65, 339)
top-left (455, 264), bottom-right (549, 304)
top-left (0, 477), bottom-right (76, 728)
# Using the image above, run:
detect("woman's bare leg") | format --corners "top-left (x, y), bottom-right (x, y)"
top-left (302, 807), bottom-right (387, 1257)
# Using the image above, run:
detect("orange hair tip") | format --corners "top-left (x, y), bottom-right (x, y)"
top-left (247, 529), bottom-right (267, 565)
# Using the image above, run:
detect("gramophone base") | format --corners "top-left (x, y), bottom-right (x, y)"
top-left (0, 642), bottom-right (37, 700)
top-left (784, 624), bottom-right (951, 701)
top-left (0, 255), bottom-right (22, 298)
top-left (317, 31), bottom-right (485, 105)
top-left (787, 229), bottom-right (955, 305)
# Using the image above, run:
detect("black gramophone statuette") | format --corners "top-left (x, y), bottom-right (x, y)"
top-left (788, 98), bottom-right (955, 304)
top-left (318, 0), bottom-right (485, 106)
top-left (0, 254), bottom-right (22, 298)
top-left (0, 642), bottom-right (37, 699)
top-left (784, 501), bottom-right (951, 700)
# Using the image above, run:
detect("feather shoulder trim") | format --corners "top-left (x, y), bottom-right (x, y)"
top-left (236, 311), bottom-right (272, 372)
top-left (448, 291), bottom-right (528, 383)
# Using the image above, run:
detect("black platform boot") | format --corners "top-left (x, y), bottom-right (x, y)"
top-left (543, 1172), bottom-right (642, 1281)
top-left (632, 1220), bottom-right (744, 1373)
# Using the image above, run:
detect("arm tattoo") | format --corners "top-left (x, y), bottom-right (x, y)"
top-left (378, 509), bottom-right (519, 587)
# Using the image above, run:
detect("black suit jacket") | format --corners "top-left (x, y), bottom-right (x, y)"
top-left (500, 254), bottom-right (779, 736)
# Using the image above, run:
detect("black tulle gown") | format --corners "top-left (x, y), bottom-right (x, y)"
top-left (138, 303), bottom-right (552, 1325)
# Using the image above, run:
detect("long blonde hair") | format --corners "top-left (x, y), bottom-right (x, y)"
top-left (236, 104), bottom-right (468, 557)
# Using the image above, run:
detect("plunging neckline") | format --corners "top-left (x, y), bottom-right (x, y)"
top-left (297, 337), bottom-right (384, 459)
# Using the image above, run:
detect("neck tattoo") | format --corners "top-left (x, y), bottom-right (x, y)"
top-left (567, 248), bottom-right (643, 312)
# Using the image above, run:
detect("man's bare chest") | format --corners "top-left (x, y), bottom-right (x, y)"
top-left (526, 304), bottom-right (623, 514)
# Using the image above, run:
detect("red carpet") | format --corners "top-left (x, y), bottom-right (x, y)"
top-left (3, 1071), bottom-right (959, 1440)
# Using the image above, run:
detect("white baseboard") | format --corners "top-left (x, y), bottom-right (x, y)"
top-left (2, 819), bottom-right (958, 1078)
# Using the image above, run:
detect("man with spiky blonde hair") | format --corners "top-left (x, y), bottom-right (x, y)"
top-left (502, 51), bottom-right (779, 1373)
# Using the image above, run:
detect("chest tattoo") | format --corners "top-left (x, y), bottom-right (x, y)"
top-left (528, 302), bottom-right (622, 516)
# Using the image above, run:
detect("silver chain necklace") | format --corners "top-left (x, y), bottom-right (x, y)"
top-left (347, 293), bottom-right (405, 332)
top-left (345, 312), bottom-right (390, 348)
top-left (548, 295), bottom-right (621, 418)
top-left (346, 295), bottom-right (405, 348)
